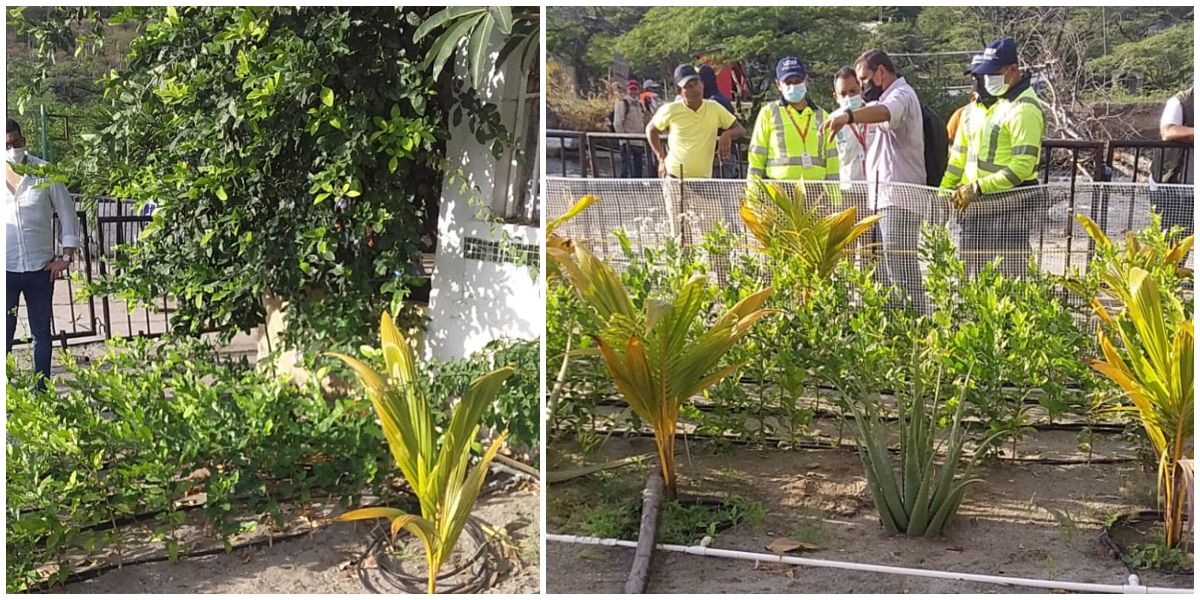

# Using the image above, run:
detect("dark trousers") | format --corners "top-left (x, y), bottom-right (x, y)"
top-left (959, 184), bottom-right (1049, 279)
top-left (7, 270), bottom-right (54, 389)
top-left (620, 142), bottom-right (645, 178)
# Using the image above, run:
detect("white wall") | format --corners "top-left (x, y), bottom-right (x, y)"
top-left (423, 33), bottom-right (543, 361)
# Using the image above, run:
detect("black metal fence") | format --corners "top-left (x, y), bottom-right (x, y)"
top-left (10, 197), bottom-right (173, 347)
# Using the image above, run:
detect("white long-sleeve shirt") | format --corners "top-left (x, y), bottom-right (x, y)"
top-left (5, 154), bottom-right (81, 273)
top-left (829, 107), bottom-right (875, 184)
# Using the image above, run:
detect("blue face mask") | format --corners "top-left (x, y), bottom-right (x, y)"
top-left (839, 95), bottom-right (865, 111)
top-left (782, 83), bottom-right (807, 103)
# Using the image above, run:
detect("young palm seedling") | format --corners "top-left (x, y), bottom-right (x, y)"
top-left (549, 242), bottom-right (771, 496)
top-left (851, 351), bottom-right (1000, 536)
top-left (1089, 267), bottom-right (1193, 550)
top-left (327, 312), bottom-right (514, 593)
top-left (741, 180), bottom-right (880, 301)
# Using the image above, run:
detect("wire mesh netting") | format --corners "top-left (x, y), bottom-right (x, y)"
top-left (547, 177), bottom-right (1194, 303)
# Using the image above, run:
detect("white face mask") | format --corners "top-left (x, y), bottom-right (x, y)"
top-left (6, 146), bottom-right (26, 162)
top-left (984, 74), bottom-right (1010, 97)
top-left (782, 83), bottom-right (807, 103)
top-left (839, 95), bottom-right (865, 111)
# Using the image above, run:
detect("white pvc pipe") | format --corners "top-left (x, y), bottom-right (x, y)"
top-left (546, 533), bottom-right (1194, 594)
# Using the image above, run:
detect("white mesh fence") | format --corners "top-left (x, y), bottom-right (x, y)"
top-left (547, 177), bottom-right (1195, 282)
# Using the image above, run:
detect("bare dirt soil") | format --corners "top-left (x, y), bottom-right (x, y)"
top-left (546, 434), bottom-right (1193, 594)
top-left (59, 489), bottom-right (540, 594)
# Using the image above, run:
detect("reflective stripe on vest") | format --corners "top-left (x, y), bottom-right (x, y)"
top-left (762, 103), bottom-right (832, 180)
top-left (960, 89), bottom-right (1042, 187)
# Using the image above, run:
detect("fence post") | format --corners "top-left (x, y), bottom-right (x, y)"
top-left (38, 104), bottom-right (51, 162)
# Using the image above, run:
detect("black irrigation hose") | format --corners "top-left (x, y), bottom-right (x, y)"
top-left (24, 526), bottom-right (320, 593)
top-left (582, 395), bottom-right (1129, 434)
top-left (22, 467), bottom-right (374, 537)
top-left (24, 456), bottom-right (539, 540)
top-left (21, 469), bottom-right (529, 593)
top-left (1099, 510), bottom-right (1195, 577)
top-left (557, 425), bottom-right (1141, 466)
top-left (357, 516), bottom-right (499, 594)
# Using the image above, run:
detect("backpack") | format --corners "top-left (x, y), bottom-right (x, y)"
top-left (920, 104), bottom-right (949, 187)
top-left (606, 98), bottom-right (634, 133)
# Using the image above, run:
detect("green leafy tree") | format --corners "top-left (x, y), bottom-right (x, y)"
top-left (613, 7), bottom-right (873, 101)
top-left (546, 6), bottom-right (649, 85)
top-left (9, 6), bottom-right (521, 358)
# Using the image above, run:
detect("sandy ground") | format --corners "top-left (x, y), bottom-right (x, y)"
top-left (58, 488), bottom-right (540, 594)
top-left (546, 436), bottom-right (1193, 594)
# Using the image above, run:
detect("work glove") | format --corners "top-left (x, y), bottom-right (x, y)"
top-left (950, 182), bottom-right (981, 212)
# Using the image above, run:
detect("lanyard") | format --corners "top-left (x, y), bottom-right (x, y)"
top-left (850, 124), bottom-right (868, 172)
top-left (849, 124), bottom-right (867, 152)
top-left (783, 105), bottom-right (813, 151)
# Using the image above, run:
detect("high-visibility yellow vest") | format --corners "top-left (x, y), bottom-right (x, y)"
top-left (747, 101), bottom-right (840, 183)
top-left (940, 84), bottom-right (1044, 194)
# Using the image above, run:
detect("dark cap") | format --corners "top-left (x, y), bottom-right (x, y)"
top-left (962, 53), bottom-right (984, 75)
top-left (6, 118), bottom-right (20, 135)
top-left (775, 56), bottom-right (808, 82)
top-left (674, 64), bottom-right (700, 87)
top-left (969, 37), bottom-right (1018, 75)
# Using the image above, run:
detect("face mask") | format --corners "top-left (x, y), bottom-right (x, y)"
top-left (6, 146), bottom-right (26, 162)
top-left (862, 75), bottom-right (883, 103)
top-left (781, 83), bottom-right (807, 103)
top-left (839, 95), bottom-right (865, 111)
top-left (984, 74), bottom-right (1010, 97)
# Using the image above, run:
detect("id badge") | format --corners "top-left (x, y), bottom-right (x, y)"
top-left (801, 153), bottom-right (813, 169)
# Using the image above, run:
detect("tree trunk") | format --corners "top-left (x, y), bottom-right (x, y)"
top-left (624, 465), bottom-right (664, 594)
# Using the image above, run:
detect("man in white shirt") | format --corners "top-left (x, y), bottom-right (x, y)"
top-left (829, 66), bottom-right (873, 185)
top-left (6, 118), bottom-right (80, 388)
top-left (823, 50), bottom-right (927, 313)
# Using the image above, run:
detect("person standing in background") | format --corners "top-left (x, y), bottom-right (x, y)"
top-left (829, 66), bottom-right (876, 270)
top-left (939, 38), bottom-right (1045, 279)
top-left (613, 80), bottom-right (647, 178)
top-left (641, 79), bottom-right (666, 176)
top-left (6, 118), bottom-right (80, 390)
top-left (700, 65), bottom-right (741, 178)
top-left (829, 66), bottom-right (873, 185)
top-left (1152, 85), bottom-right (1194, 240)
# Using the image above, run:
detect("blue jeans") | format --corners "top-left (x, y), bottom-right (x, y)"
top-left (717, 147), bottom-right (741, 179)
top-left (876, 206), bottom-right (928, 314)
top-left (620, 142), bottom-right (645, 178)
top-left (6, 270), bottom-right (54, 389)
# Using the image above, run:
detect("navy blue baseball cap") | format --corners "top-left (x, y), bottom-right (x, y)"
top-left (968, 38), bottom-right (1018, 75)
top-left (674, 64), bottom-right (701, 87)
top-left (775, 56), bottom-right (808, 82)
top-left (962, 53), bottom-right (984, 75)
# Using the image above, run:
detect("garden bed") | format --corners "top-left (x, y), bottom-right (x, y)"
top-left (60, 487), bottom-right (540, 594)
top-left (547, 436), bottom-right (1192, 594)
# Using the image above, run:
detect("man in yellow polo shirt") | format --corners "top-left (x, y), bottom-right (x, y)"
top-left (646, 64), bottom-right (746, 179)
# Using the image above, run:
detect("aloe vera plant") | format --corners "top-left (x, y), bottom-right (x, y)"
top-left (850, 353), bottom-right (998, 536)
top-left (1088, 268), bottom-right (1194, 549)
top-left (549, 242), bottom-right (771, 495)
top-left (327, 312), bottom-right (514, 593)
